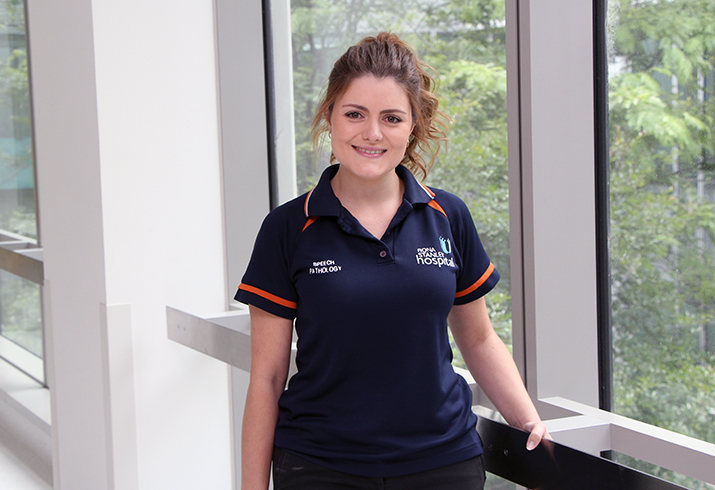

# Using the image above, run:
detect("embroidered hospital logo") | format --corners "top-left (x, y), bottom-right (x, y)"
top-left (439, 236), bottom-right (451, 254)
top-left (415, 246), bottom-right (456, 268)
top-left (309, 259), bottom-right (343, 275)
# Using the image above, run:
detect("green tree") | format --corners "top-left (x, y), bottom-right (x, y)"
top-left (609, 0), bottom-right (715, 486)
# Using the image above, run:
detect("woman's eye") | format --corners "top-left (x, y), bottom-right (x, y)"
top-left (385, 115), bottom-right (402, 124)
top-left (345, 111), bottom-right (362, 119)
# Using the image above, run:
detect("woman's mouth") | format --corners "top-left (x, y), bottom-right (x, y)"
top-left (352, 145), bottom-right (387, 157)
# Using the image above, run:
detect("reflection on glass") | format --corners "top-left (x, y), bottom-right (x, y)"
top-left (0, 0), bottom-right (42, 382)
top-left (607, 0), bottom-right (715, 486)
top-left (290, 0), bottom-right (512, 356)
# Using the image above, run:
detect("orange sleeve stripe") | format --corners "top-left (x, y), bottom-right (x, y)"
top-left (455, 262), bottom-right (495, 298)
top-left (238, 284), bottom-right (297, 309)
top-left (427, 200), bottom-right (448, 218)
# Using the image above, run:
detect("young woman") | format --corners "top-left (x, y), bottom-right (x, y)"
top-left (236, 32), bottom-right (549, 490)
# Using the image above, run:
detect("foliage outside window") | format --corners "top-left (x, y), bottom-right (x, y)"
top-left (607, 0), bottom-right (715, 487)
top-left (0, 0), bottom-right (43, 379)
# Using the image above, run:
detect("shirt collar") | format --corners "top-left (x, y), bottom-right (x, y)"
top-left (304, 164), bottom-right (435, 218)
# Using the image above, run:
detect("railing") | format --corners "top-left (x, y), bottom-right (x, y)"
top-left (167, 306), bottom-right (715, 489)
top-left (0, 230), bottom-right (43, 285)
top-left (478, 417), bottom-right (686, 489)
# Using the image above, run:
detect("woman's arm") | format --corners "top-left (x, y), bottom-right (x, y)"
top-left (448, 297), bottom-right (549, 450)
top-left (241, 305), bottom-right (294, 490)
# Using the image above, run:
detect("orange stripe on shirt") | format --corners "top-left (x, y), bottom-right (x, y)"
top-left (419, 182), bottom-right (436, 198)
top-left (302, 216), bottom-right (317, 232)
top-left (455, 262), bottom-right (495, 298)
top-left (303, 188), bottom-right (315, 217)
top-left (427, 200), bottom-right (448, 218)
top-left (238, 283), bottom-right (297, 309)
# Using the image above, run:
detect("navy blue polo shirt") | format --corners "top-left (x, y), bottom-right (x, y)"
top-left (236, 164), bottom-right (499, 477)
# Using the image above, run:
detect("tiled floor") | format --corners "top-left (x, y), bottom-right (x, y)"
top-left (0, 440), bottom-right (51, 490)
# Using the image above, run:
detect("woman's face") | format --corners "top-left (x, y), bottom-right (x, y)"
top-left (327, 75), bottom-right (414, 184)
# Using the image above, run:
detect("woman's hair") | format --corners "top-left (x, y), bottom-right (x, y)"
top-left (311, 32), bottom-right (449, 180)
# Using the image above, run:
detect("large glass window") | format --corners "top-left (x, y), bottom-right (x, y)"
top-left (607, 0), bottom-right (715, 486)
top-left (0, 0), bottom-right (43, 383)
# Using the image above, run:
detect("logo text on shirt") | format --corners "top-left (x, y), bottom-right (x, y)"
top-left (415, 245), bottom-right (456, 268)
top-left (309, 259), bottom-right (343, 275)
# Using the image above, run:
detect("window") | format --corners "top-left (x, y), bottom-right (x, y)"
top-left (606, 0), bottom-right (715, 486)
top-left (0, 0), bottom-right (43, 384)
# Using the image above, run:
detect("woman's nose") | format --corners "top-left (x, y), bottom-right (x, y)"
top-left (362, 119), bottom-right (382, 141)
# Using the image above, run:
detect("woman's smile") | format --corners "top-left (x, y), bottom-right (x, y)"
top-left (352, 145), bottom-right (388, 157)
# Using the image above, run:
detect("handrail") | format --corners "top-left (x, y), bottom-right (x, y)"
top-left (0, 230), bottom-right (43, 284)
top-left (478, 417), bottom-right (687, 489)
top-left (541, 397), bottom-right (715, 486)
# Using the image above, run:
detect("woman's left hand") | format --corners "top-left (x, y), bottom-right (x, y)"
top-left (524, 421), bottom-right (551, 451)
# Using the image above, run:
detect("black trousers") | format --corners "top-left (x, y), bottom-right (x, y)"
top-left (272, 447), bottom-right (486, 490)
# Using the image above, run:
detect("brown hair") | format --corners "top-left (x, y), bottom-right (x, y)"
top-left (311, 32), bottom-right (449, 180)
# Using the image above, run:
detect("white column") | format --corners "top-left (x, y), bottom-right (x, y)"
top-left (511, 0), bottom-right (600, 408)
top-left (28, 0), bottom-right (234, 488)
top-left (28, 0), bottom-right (112, 486)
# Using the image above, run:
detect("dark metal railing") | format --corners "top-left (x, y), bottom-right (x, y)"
top-left (478, 417), bottom-right (687, 490)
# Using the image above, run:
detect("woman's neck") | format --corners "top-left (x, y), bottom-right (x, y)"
top-left (330, 166), bottom-right (404, 238)
top-left (331, 166), bottom-right (402, 209)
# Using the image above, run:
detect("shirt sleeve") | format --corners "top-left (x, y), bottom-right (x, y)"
top-left (234, 208), bottom-right (298, 319)
top-left (445, 193), bottom-right (500, 305)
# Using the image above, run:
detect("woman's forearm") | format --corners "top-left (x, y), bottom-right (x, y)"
top-left (241, 378), bottom-right (283, 490)
top-left (242, 306), bottom-right (293, 489)
top-left (463, 329), bottom-right (541, 430)
top-left (449, 299), bottom-right (549, 449)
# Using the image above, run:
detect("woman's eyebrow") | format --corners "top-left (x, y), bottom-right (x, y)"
top-left (341, 103), bottom-right (408, 115)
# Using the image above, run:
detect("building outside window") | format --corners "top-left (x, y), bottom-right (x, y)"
top-left (606, 0), bottom-right (715, 487)
top-left (0, 0), bottom-right (43, 384)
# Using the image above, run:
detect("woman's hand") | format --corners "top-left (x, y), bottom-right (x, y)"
top-left (523, 421), bottom-right (551, 451)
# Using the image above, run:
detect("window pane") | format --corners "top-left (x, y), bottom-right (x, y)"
top-left (0, 269), bottom-right (41, 356)
top-left (0, 0), bottom-right (42, 383)
top-left (0, 0), bottom-right (36, 238)
top-left (607, 0), bottom-right (715, 484)
top-left (290, 0), bottom-right (512, 356)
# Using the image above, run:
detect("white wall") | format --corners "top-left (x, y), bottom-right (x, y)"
top-left (28, 0), bottom-right (233, 488)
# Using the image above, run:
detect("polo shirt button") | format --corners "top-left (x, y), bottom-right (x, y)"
top-left (379, 250), bottom-right (387, 258)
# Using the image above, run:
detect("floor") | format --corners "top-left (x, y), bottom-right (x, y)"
top-left (0, 440), bottom-right (51, 490)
